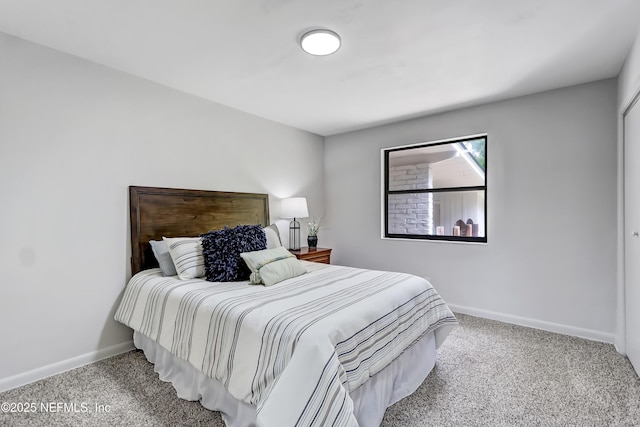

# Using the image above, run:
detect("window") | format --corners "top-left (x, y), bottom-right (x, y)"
top-left (382, 134), bottom-right (487, 243)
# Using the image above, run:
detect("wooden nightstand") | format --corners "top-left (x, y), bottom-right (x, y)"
top-left (289, 247), bottom-right (332, 264)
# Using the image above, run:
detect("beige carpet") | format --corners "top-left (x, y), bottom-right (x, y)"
top-left (1, 314), bottom-right (639, 426)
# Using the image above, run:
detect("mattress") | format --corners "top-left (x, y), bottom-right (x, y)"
top-left (115, 261), bottom-right (456, 426)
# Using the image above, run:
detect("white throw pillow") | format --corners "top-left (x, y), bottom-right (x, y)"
top-left (240, 246), bottom-right (306, 287)
top-left (163, 237), bottom-right (205, 280)
top-left (263, 225), bottom-right (282, 249)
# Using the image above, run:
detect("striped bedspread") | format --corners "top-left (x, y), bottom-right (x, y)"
top-left (115, 262), bottom-right (457, 426)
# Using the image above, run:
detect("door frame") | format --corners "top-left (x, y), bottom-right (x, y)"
top-left (619, 86), bottom-right (640, 355)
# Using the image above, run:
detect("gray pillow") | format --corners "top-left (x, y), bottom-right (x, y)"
top-left (149, 240), bottom-right (178, 276)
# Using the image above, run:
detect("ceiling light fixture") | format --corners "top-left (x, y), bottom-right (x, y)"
top-left (300, 29), bottom-right (341, 56)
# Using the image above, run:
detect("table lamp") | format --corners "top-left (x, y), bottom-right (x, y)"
top-left (281, 197), bottom-right (309, 250)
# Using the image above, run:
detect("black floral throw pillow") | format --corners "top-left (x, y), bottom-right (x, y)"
top-left (200, 224), bottom-right (267, 282)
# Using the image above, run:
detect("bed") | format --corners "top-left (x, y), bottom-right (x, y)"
top-left (116, 186), bottom-right (457, 427)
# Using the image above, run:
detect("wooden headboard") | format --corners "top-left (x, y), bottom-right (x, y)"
top-left (129, 186), bottom-right (270, 275)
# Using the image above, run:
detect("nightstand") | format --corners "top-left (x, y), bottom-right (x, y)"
top-left (289, 247), bottom-right (332, 264)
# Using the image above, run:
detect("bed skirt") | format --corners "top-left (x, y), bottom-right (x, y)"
top-left (134, 330), bottom-right (436, 427)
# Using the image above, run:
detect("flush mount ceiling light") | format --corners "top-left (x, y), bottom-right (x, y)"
top-left (300, 29), bottom-right (341, 56)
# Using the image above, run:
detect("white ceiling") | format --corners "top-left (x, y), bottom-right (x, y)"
top-left (1, 0), bottom-right (639, 136)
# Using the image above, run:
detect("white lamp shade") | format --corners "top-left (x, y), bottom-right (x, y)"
top-left (281, 197), bottom-right (309, 218)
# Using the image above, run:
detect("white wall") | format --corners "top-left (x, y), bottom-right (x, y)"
top-left (0, 33), bottom-right (324, 390)
top-left (324, 79), bottom-right (618, 342)
top-left (617, 26), bottom-right (640, 352)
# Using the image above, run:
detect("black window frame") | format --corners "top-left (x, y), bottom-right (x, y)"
top-left (382, 134), bottom-right (488, 243)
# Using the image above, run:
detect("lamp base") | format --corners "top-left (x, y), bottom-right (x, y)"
top-left (289, 218), bottom-right (301, 250)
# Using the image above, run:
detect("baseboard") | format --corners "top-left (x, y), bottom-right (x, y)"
top-left (448, 304), bottom-right (615, 344)
top-left (0, 340), bottom-right (135, 393)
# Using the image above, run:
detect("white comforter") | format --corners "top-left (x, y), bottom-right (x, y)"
top-left (115, 262), bottom-right (456, 427)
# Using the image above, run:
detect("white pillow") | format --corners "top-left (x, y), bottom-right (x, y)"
top-left (163, 237), bottom-right (205, 280)
top-left (240, 246), bottom-right (306, 287)
top-left (263, 225), bottom-right (282, 249)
